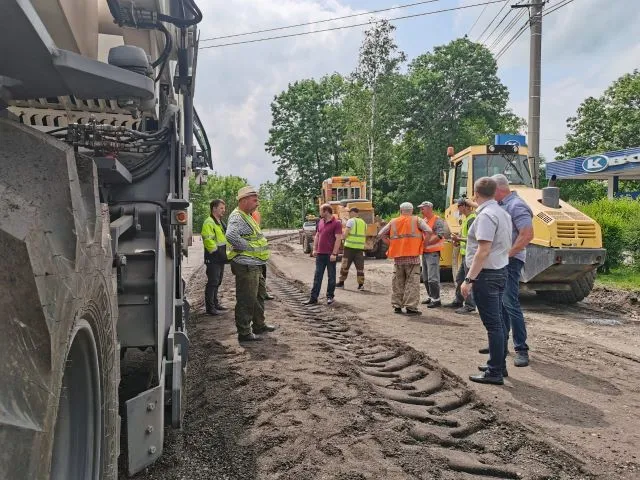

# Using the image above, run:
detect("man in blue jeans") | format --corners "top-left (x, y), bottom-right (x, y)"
top-left (461, 177), bottom-right (512, 385)
top-left (492, 174), bottom-right (534, 367)
top-left (304, 204), bottom-right (343, 305)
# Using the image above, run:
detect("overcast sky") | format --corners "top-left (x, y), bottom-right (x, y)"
top-left (194, 0), bottom-right (640, 186)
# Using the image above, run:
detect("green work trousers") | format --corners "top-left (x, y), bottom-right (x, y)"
top-left (231, 262), bottom-right (267, 336)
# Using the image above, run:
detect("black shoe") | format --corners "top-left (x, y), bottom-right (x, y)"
top-left (253, 324), bottom-right (276, 334)
top-left (445, 301), bottom-right (463, 308)
top-left (206, 308), bottom-right (220, 316)
top-left (478, 346), bottom-right (490, 354)
top-left (455, 305), bottom-right (476, 314)
top-left (478, 365), bottom-right (509, 377)
top-left (426, 300), bottom-right (442, 309)
top-left (514, 351), bottom-right (530, 367)
top-left (264, 293), bottom-right (275, 301)
top-left (336, 281), bottom-right (345, 288)
top-left (215, 304), bottom-right (228, 311)
top-left (394, 307), bottom-right (403, 314)
top-left (357, 284), bottom-right (364, 290)
top-left (303, 298), bottom-right (318, 305)
top-left (421, 298), bottom-right (432, 305)
top-left (469, 372), bottom-right (504, 385)
top-left (238, 333), bottom-right (263, 342)
top-left (405, 309), bottom-right (422, 316)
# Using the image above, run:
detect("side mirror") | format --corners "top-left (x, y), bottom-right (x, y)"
top-left (439, 169), bottom-right (448, 186)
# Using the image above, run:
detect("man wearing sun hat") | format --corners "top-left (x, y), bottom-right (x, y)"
top-left (226, 186), bottom-right (276, 343)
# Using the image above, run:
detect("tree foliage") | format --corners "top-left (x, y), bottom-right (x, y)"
top-left (264, 32), bottom-right (522, 221)
top-left (190, 173), bottom-right (248, 233)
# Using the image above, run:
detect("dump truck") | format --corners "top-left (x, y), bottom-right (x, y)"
top-left (0, 1), bottom-right (210, 477)
top-left (315, 176), bottom-right (387, 258)
top-left (441, 138), bottom-right (605, 303)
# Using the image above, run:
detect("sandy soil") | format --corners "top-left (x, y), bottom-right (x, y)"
top-left (126, 236), bottom-right (640, 479)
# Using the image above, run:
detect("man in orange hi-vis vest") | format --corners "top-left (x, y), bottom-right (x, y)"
top-left (378, 202), bottom-right (432, 315)
top-left (251, 210), bottom-right (275, 300)
top-left (418, 201), bottom-right (447, 309)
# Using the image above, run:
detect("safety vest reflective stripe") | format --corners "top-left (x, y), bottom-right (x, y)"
top-left (424, 215), bottom-right (444, 253)
top-left (387, 216), bottom-right (423, 258)
top-left (459, 212), bottom-right (476, 256)
top-left (344, 218), bottom-right (367, 250)
top-left (227, 209), bottom-right (270, 261)
top-left (202, 217), bottom-right (227, 253)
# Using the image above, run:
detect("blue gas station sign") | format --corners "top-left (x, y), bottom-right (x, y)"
top-left (494, 134), bottom-right (527, 147)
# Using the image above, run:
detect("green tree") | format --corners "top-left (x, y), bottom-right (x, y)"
top-left (351, 20), bottom-right (407, 201)
top-left (393, 38), bottom-right (522, 210)
top-left (265, 74), bottom-right (349, 200)
top-left (189, 173), bottom-right (248, 233)
top-left (258, 181), bottom-right (307, 228)
top-left (554, 70), bottom-right (640, 202)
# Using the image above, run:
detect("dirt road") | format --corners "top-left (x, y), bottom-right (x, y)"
top-left (129, 236), bottom-right (640, 479)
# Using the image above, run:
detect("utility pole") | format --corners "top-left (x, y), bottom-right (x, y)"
top-left (513, 0), bottom-right (544, 188)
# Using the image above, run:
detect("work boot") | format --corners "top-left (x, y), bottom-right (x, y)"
top-left (421, 298), bottom-right (432, 305)
top-left (455, 305), bottom-right (476, 314)
top-left (405, 309), bottom-right (422, 316)
top-left (253, 324), bottom-right (277, 334)
top-left (446, 301), bottom-right (463, 308)
top-left (303, 298), bottom-right (318, 305)
top-left (238, 333), bottom-right (263, 343)
top-left (336, 281), bottom-right (345, 288)
top-left (394, 307), bottom-right (403, 314)
top-left (478, 365), bottom-right (509, 377)
top-left (478, 346), bottom-right (490, 354)
top-left (215, 304), bottom-right (228, 311)
top-left (206, 307), bottom-right (220, 316)
top-left (427, 300), bottom-right (442, 309)
top-left (514, 351), bottom-right (530, 367)
top-left (357, 284), bottom-right (364, 290)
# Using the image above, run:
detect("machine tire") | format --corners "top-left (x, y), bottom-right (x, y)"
top-left (537, 270), bottom-right (597, 304)
top-left (303, 235), bottom-right (312, 254)
top-left (374, 240), bottom-right (387, 259)
top-left (0, 120), bottom-right (119, 480)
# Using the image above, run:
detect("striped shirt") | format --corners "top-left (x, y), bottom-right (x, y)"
top-left (226, 209), bottom-right (267, 266)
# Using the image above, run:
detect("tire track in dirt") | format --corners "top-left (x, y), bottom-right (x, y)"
top-left (269, 274), bottom-right (598, 480)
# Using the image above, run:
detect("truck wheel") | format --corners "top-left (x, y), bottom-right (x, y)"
top-left (537, 270), bottom-right (597, 304)
top-left (374, 241), bottom-right (387, 259)
top-left (0, 120), bottom-right (119, 480)
top-left (303, 236), bottom-right (312, 254)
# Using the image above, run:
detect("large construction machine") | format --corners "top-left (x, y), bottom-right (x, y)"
top-left (315, 176), bottom-right (386, 258)
top-left (442, 137), bottom-right (605, 303)
top-left (0, 0), bottom-right (211, 477)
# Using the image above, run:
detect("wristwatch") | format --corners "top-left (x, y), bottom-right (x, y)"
top-left (464, 277), bottom-right (476, 284)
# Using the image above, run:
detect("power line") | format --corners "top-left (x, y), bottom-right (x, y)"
top-left (200, 0), bottom-right (446, 42)
top-left (199, 0), bottom-right (506, 49)
top-left (476, 0), bottom-right (509, 42)
top-left (488, 8), bottom-right (526, 51)
top-left (481, 5), bottom-right (516, 46)
top-left (543, 0), bottom-right (576, 17)
top-left (467, 3), bottom-right (489, 36)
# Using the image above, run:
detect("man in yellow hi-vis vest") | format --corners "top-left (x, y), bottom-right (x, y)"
top-left (226, 186), bottom-right (276, 342)
top-left (336, 207), bottom-right (367, 290)
top-left (201, 199), bottom-right (228, 315)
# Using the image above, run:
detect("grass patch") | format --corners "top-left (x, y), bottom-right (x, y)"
top-left (596, 267), bottom-right (640, 291)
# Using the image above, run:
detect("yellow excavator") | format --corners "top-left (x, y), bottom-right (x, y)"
top-left (440, 138), bottom-right (605, 303)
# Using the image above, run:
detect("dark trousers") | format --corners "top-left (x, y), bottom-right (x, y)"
top-left (454, 256), bottom-right (476, 308)
top-left (205, 261), bottom-right (225, 311)
top-left (310, 254), bottom-right (337, 300)
top-left (230, 263), bottom-right (266, 336)
top-left (503, 258), bottom-right (528, 352)
top-left (339, 247), bottom-right (365, 285)
top-left (473, 267), bottom-right (508, 377)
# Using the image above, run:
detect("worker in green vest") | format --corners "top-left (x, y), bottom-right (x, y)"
top-left (202, 199), bottom-right (229, 315)
top-left (449, 198), bottom-right (477, 314)
top-left (337, 207), bottom-right (367, 290)
top-left (226, 186), bottom-right (276, 342)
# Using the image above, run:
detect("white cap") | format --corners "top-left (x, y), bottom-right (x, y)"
top-left (237, 185), bottom-right (258, 200)
top-left (399, 202), bottom-right (414, 211)
top-left (417, 201), bottom-right (433, 208)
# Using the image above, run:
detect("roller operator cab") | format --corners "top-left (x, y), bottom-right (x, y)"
top-left (442, 138), bottom-right (606, 303)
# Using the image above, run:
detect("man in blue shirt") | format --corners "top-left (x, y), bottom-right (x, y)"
top-left (492, 174), bottom-right (534, 367)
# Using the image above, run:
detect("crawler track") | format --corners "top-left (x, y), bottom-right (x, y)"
top-left (268, 273), bottom-right (595, 480)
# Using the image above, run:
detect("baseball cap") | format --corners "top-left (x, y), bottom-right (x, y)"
top-left (237, 186), bottom-right (258, 200)
top-left (456, 198), bottom-right (468, 206)
top-left (417, 201), bottom-right (433, 208)
top-left (349, 207), bottom-right (359, 213)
